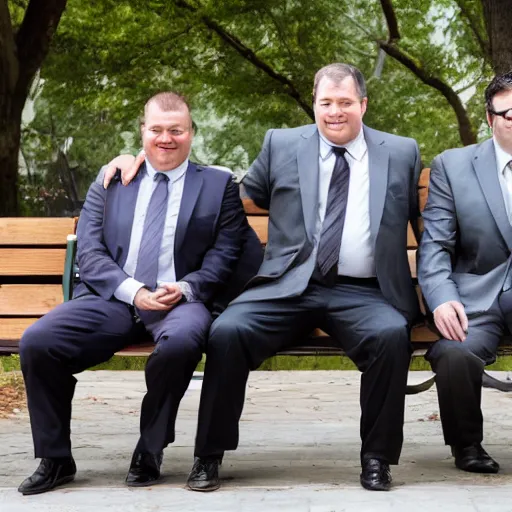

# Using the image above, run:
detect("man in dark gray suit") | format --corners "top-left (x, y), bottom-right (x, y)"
top-left (418, 71), bottom-right (512, 474)
top-left (187, 63), bottom-right (422, 492)
top-left (17, 92), bottom-right (258, 495)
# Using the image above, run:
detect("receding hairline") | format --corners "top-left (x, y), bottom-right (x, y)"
top-left (141, 92), bottom-right (192, 125)
top-left (313, 63), bottom-right (367, 102)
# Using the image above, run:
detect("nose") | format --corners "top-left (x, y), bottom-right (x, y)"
top-left (328, 104), bottom-right (343, 116)
top-left (159, 130), bottom-right (173, 142)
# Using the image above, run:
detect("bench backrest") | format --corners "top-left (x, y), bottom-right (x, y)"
top-left (0, 218), bottom-right (77, 352)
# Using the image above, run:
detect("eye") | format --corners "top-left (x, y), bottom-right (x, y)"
top-left (170, 130), bottom-right (184, 136)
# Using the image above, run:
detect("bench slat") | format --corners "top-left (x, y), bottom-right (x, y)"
top-left (0, 249), bottom-right (66, 276)
top-left (0, 218), bottom-right (75, 246)
top-left (0, 318), bottom-right (39, 340)
top-left (0, 285), bottom-right (63, 315)
top-left (247, 216), bottom-right (268, 244)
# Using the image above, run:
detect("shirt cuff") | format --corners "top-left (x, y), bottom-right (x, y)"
top-left (177, 281), bottom-right (195, 302)
top-left (114, 278), bottom-right (145, 305)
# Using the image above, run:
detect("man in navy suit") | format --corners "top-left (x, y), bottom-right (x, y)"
top-left (17, 91), bottom-right (253, 495)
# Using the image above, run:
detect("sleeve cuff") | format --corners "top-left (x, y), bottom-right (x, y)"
top-left (177, 281), bottom-right (195, 302)
top-left (114, 278), bottom-right (145, 305)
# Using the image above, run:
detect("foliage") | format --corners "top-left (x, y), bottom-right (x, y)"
top-left (15, 0), bottom-right (501, 207)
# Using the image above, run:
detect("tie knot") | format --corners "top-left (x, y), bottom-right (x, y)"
top-left (332, 146), bottom-right (347, 157)
top-left (154, 172), bottom-right (169, 182)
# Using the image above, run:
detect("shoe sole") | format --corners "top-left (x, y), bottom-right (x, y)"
top-left (21, 474), bottom-right (75, 496)
top-left (455, 462), bottom-right (499, 474)
top-left (360, 479), bottom-right (391, 492)
top-left (126, 477), bottom-right (161, 488)
top-left (186, 482), bottom-right (221, 492)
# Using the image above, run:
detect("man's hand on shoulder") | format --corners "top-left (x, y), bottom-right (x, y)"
top-left (433, 301), bottom-right (468, 342)
top-left (134, 287), bottom-right (176, 311)
top-left (103, 150), bottom-right (146, 189)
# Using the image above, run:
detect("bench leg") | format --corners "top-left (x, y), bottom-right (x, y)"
top-left (482, 371), bottom-right (512, 392)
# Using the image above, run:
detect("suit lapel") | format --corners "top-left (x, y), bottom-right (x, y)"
top-left (174, 162), bottom-right (203, 253)
top-left (297, 126), bottom-right (320, 243)
top-left (473, 139), bottom-right (512, 250)
top-left (116, 164), bottom-right (145, 268)
top-left (364, 126), bottom-right (389, 245)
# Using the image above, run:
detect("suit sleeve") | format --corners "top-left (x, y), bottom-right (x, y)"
top-left (241, 129), bottom-right (273, 209)
top-left (417, 154), bottom-right (461, 311)
top-left (76, 168), bottom-right (131, 300)
top-left (180, 178), bottom-right (247, 303)
top-left (409, 140), bottom-right (422, 242)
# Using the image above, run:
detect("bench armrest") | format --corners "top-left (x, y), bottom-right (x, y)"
top-left (63, 234), bottom-right (77, 302)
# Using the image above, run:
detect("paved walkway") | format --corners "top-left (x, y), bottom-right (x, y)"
top-left (2, 370), bottom-right (512, 511)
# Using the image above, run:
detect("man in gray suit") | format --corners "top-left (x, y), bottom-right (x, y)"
top-left (187, 63), bottom-right (422, 492)
top-left (418, 71), bottom-right (512, 474)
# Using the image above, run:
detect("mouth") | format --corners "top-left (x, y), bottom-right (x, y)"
top-left (325, 121), bottom-right (346, 129)
top-left (157, 146), bottom-right (177, 152)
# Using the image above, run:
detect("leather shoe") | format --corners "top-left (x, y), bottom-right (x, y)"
top-left (126, 450), bottom-right (163, 487)
top-left (187, 457), bottom-right (221, 492)
top-left (452, 443), bottom-right (499, 473)
top-left (18, 457), bottom-right (76, 495)
top-left (360, 458), bottom-right (392, 491)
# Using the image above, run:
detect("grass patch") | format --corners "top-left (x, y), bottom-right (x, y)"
top-left (3, 353), bottom-right (512, 372)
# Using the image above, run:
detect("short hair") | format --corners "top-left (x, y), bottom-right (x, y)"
top-left (313, 63), bottom-right (367, 102)
top-left (485, 71), bottom-right (512, 112)
top-left (141, 91), bottom-right (192, 124)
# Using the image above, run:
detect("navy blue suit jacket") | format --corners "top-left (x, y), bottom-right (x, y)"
top-left (74, 162), bottom-right (262, 310)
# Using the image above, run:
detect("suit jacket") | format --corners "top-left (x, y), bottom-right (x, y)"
top-left (418, 138), bottom-right (512, 316)
top-left (234, 124), bottom-right (422, 324)
top-left (73, 161), bottom-right (262, 312)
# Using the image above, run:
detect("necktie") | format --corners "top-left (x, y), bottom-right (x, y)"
top-left (316, 147), bottom-right (350, 284)
top-left (134, 172), bottom-right (169, 290)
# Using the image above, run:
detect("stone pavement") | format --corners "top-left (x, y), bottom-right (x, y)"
top-left (2, 370), bottom-right (512, 511)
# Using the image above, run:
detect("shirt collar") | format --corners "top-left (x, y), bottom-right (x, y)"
top-left (493, 137), bottom-right (512, 175)
top-left (319, 128), bottom-right (367, 162)
top-left (145, 157), bottom-right (189, 183)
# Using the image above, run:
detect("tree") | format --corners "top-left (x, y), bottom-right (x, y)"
top-left (0, 0), bottom-right (67, 216)
top-left (14, 0), bottom-right (512, 214)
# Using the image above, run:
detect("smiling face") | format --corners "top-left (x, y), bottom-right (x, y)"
top-left (313, 76), bottom-right (367, 146)
top-left (141, 101), bottom-right (193, 171)
top-left (487, 88), bottom-right (512, 155)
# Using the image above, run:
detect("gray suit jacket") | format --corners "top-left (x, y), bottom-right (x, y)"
top-left (235, 124), bottom-right (422, 324)
top-left (418, 138), bottom-right (512, 316)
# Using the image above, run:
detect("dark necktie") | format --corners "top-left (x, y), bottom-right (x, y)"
top-left (316, 146), bottom-right (350, 284)
top-left (134, 172), bottom-right (169, 291)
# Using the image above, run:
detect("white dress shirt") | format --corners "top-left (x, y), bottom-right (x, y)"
top-left (317, 129), bottom-right (376, 277)
top-left (114, 158), bottom-right (191, 305)
top-left (494, 138), bottom-right (512, 219)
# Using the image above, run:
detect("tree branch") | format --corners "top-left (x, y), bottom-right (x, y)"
top-left (378, 41), bottom-right (476, 145)
top-left (454, 0), bottom-right (490, 59)
top-left (379, 0), bottom-right (400, 41)
top-left (173, 0), bottom-right (314, 119)
top-left (377, 0), bottom-right (476, 146)
top-left (15, 0), bottom-right (67, 95)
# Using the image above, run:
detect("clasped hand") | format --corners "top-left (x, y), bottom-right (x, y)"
top-left (134, 283), bottom-right (182, 311)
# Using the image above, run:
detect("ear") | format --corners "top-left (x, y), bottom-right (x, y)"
top-left (361, 97), bottom-right (368, 116)
top-left (486, 111), bottom-right (493, 130)
top-left (140, 123), bottom-right (145, 137)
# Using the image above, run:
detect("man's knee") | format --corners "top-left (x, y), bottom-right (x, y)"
top-left (208, 307), bottom-right (249, 349)
top-left (372, 316), bottom-right (410, 355)
top-left (19, 320), bottom-right (53, 364)
top-left (427, 340), bottom-right (484, 373)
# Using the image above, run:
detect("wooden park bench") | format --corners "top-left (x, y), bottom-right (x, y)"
top-left (0, 169), bottom-right (510, 392)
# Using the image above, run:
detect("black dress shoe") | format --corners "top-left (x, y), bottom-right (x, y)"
top-left (187, 457), bottom-right (221, 492)
top-left (18, 457), bottom-right (76, 495)
top-left (126, 450), bottom-right (163, 487)
top-left (452, 443), bottom-right (499, 474)
top-left (360, 458), bottom-right (392, 491)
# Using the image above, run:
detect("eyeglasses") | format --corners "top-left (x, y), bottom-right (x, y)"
top-left (488, 107), bottom-right (512, 120)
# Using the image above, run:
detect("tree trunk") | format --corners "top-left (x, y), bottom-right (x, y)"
top-left (482, 0), bottom-right (512, 74)
top-left (0, 0), bottom-right (67, 216)
top-left (0, 97), bottom-right (23, 216)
